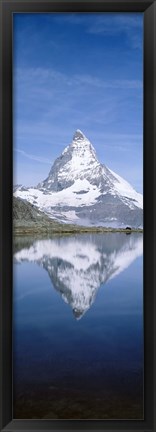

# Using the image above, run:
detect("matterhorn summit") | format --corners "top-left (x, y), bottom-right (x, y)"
top-left (72, 129), bottom-right (88, 141)
top-left (38, 129), bottom-right (101, 192)
top-left (14, 130), bottom-right (143, 228)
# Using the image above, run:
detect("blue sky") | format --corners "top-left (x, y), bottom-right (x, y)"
top-left (13, 13), bottom-right (143, 192)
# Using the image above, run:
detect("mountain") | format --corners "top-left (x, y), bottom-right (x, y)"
top-left (13, 196), bottom-right (63, 231)
top-left (14, 130), bottom-right (143, 228)
top-left (14, 233), bottom-right (143, 319)
top-left (13, 196), bottom-right (103, 234)
top-left (13, 196), bottom-right (50, 224)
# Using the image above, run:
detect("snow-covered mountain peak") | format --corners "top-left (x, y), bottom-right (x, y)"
top-left (75, 134), bottom-right (97, 163)
top-left (73, 129), bottom-right (87, 141)
top-left (36, 130), bottom-right (99, 192)
top-left (70, 129), bottom-right (98, 161)
top-left (14, 130), bottom-right (143, 228)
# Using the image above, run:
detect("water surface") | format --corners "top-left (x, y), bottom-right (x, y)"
top-left (13, 232), bottom-right (143, 419)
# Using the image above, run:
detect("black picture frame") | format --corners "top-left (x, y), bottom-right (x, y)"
top-left (0, 0), bottom-right (156, 431)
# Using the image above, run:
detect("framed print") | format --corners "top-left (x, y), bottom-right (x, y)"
top-left (0, 0), bottom-right (156, 431)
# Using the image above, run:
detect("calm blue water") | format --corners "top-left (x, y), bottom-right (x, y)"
top-left (13, 233), bottom-right (143, 419)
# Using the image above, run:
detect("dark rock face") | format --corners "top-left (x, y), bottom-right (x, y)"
top-left (77, 194), bottom-right (142, 225)
top-left (13, 196), bottom-right (53, 228)
top-left (38, 150), bottom-right (73, 191)
top-left (13, 196), bottom-right (41, 222)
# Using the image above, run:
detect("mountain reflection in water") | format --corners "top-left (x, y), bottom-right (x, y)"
top-left (14, 233), bottom-right (143, 319)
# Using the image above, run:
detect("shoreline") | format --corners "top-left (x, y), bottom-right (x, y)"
top-left (13, 226), bottom-right (143, 236)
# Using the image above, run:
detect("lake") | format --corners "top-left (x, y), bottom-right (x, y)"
top-left (13, 232), bottom-right (143, 420)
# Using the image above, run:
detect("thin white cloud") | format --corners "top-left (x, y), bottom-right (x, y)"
top-left (15, 67), bottom-right (142, 91)
top-left (14, 148), bottom-right (51, 164)
top-left (51, 13), bottom-right (142, 32)
top-left (51, 13), bottom-right (143, 51)
top-left (87, 14), bottom-right (143, 51)
top-left (87, 14), bottom-right (142, 33)
top-left (75, 74), bottom-right (142, 89)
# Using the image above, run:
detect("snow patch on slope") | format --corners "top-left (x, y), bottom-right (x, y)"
top-left (109, 169), bottom-right (143, 209)
top-left (14, 179), bottom-right (101, 211)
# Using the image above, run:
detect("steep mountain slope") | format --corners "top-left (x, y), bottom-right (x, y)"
top-left (13, 196), bottom-right (59, 230)
top-left (14, 233), bottom-right (143, 319)
top-left (13, 196), bottom-right (84, 232)
top-left (14, 130), bottom-right (143, 228)
top-left (13, 196), bottom-right (49, 223)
